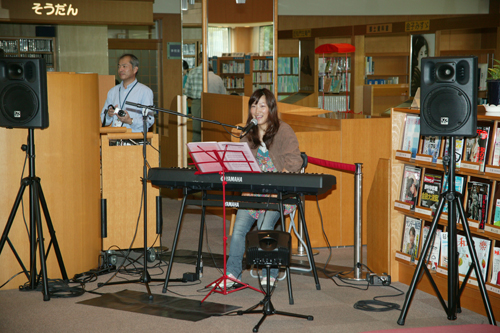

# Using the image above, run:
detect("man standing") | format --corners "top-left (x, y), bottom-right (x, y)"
top-left (184, 53), bottom-right (203, 142)
top-left (101, 54), bottom-right (154, 132)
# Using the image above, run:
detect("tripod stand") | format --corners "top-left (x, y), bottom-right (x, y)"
top-left (397, 136), bottom-right (495, 325)
top-left (0, 129), bottom-right (68, 301)
top-left (237, 264), bottom-right (313, 332)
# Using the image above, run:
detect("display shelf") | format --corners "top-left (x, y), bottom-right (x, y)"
top-left (390, 107), bottom-right (500, 318)
top-left (0, 37), bottom-right (56, 70)
top-left (316, 53), bottom-right (352, 112)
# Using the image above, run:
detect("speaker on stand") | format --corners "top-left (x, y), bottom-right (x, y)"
top-left (397, 56), bottom-right (496, 325)
top-left (0, 57), bottom-right (67, 301)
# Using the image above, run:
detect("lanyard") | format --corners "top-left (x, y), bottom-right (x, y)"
top-left (119, 81), bottom-right (138, 110)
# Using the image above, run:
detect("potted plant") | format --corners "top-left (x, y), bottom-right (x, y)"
top-left (487, 59), bottom-right (500, 106)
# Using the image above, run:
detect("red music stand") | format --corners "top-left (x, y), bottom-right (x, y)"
top-left (187, 143), bottom-right (264, 302)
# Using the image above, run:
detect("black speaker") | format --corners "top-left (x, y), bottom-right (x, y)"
top-left (420, 56), bottom-right (477, 137)
top-left (245, 231), bottom-right (291, 267)
top-left (0, 57), bottom-right (49, 129)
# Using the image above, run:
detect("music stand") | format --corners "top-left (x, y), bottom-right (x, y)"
top-left (160, 143), bottom-right (264, 302)
top-left (397, 137), bottom-right (496, 325)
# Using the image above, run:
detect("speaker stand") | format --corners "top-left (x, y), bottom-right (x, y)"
top-left (0, 129), bottom-right (68, 301)
top-left (397, 137), bottom-right (495, 325)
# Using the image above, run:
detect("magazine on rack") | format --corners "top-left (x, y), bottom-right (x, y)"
top-left (466, 180), bottom-right (491, 229)
top-left (401, 114), bottom-right (420, 158)
top-left (421, 225), bottom-right (441, 270)
top-left (457, 235), bottom-right (491, 281)
top-left (421, 136), bottom-right (441, 163)
top-left (443, 137), bottom-right (464, 168)
top-left (187, 141), bottom-right (260, 174)
top-left (420, 172), bottom-right (442, 214)
top-left (401, 216), bottom-right (422, 262)
top-left (463, 126), bottom-right (491, 172)
top-left (400, 164), bottom-right (422, 210)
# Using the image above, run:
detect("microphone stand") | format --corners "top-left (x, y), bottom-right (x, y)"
top-left (98, 104), bottom-right (185, 299)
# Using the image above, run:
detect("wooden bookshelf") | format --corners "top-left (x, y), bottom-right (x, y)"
top-left (365, 52), bottom-right (409, 85)
top-left (247, 55), bottom-right (274, 96)
top-left (216, 56), bottom-right (245, 94)
top-left (0, 37), bottom-right (57, 70)
top-left (387, 107), bottom-right (500, 318)
top-left (277, 55), bottom-right (299, 101)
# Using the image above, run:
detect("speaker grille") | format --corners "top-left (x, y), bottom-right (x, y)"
top-left (0, 84), bottom-right (39, 123)
top-left (422, 85), bottom-right (471, 134)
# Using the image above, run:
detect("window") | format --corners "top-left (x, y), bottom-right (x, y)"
top-left (207, 27), bottom-right (230, 57)
top-left (259, 25), bottom-right (273, 53)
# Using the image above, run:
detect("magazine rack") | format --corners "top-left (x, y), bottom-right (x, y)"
top-left (188, 144), bottom-right (263, 302)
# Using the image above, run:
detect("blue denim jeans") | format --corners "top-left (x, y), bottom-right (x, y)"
top-left (226, 209), bottom-right (280, 280)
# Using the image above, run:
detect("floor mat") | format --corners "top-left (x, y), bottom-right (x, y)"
top-left (78, 289), bottom-right (240, 322)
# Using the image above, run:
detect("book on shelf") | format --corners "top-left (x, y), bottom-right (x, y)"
top-left (421, 136), bottom-right (441, 163)
top-left (421, 225), bottom-right (441, 270)
top-left (443, 137), bottom-right (464, 168)
top-left (490, 247), bottom-right (500, 285)
top-left (472, 236), bottom-right (491, 281)
top-left (490, 185), bottom-right (500, 227)
top-left (186, 141), bottom-right (260, 174)
top-left (442, 174), bottom-right (466, 214)
top-left (420, 172), bottom-right (442, 214)
top-left (463, 125), bottom-right (491, 172)
top-left (440, 232), bottom-right (448, 268)
top-left (492, 128), bottom-right (500, 166)
top-left (465, 180), bottom-right (491, 229)
top-left (401, 114), bottom-right (420, 158)
top-left (401, 216), bottom-right (423, 262)
top-left (457, 235), bottom-right (491, 281)
top-left (400, 165), bottom-right (422, 210)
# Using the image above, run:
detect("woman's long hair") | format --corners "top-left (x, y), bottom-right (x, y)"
top-left (245, 88), bottom-right (280, 149)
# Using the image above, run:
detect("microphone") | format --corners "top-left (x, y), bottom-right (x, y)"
top-left (239, 118), bottom-right (258, 138)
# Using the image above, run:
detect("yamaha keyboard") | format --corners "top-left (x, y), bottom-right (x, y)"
top-left (148, 167), bottom-right (335, 195)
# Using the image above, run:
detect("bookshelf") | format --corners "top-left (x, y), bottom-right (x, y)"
top-left (249, 56), bottom-right (274, 95)
top-left (365, 52), bottom-right (409, 85)
top-left (277, 55), bottom-right (299, 101)
top-left (182, 39), bottom-right (201, 69)
top-left (388, 107), bottom-right (500, 318)
top-left (0, 37), bottom-right (57, 70)
top-left (216, 56), bottom-right (245, 95)
top-left (363, 52), bottom-right (410, 116)
top-left (316, 54), bottom-right (352, 112)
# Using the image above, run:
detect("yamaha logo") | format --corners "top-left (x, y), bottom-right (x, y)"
top-left (14, 111), bottom-right (21, 118)
top-left (225, 201), bottom-right (239, 208)
top-left (221, 176), bottom-right (243, 183)
top-left (440, 117), bottom-right (449, 125)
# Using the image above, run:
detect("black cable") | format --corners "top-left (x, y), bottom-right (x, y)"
top-left (353, 285), bottom-right (405, 312)
top-left (0, 271), bottom-right (24, 289)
